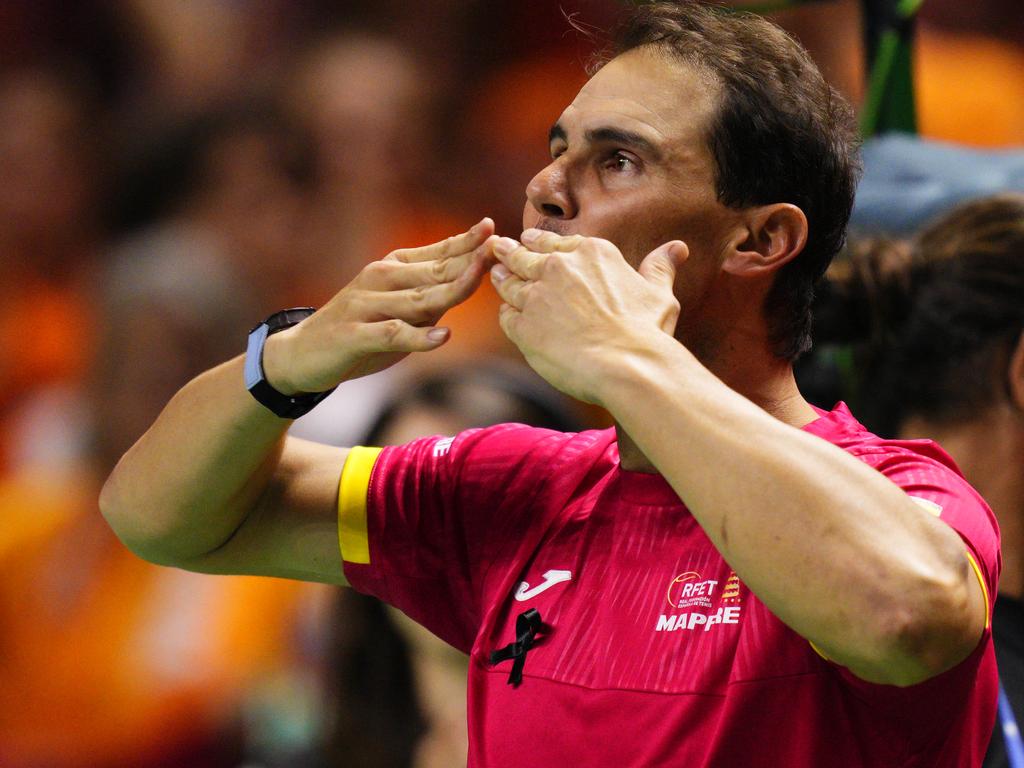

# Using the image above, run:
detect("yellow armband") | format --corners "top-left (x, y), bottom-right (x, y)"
top-left (337, 447), bottom-right (382, 565)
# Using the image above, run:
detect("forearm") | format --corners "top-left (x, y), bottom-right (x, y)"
top-left (598, 335), bottom-right (978, 683)
top-left (101, 221), bottom-right (495, 573)
top-left (100, 354), bottom-right (291, 563)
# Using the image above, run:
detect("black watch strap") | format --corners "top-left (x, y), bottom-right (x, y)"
top-left (244, 307), bottom-right (336, 419)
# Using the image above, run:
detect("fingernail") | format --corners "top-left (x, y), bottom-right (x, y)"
top-left (493, 237), bottom-right (518, 255)
top-left (427, 327), bottom-right (449, 342)
top-left (491, 264), bottom-right (510, 282)
top-left (521, 228), bottom-right (542, 243)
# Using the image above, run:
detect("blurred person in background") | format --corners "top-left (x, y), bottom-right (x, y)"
top-left (285, 31), bottom-right (506, 360)
top-left (1, 59), bottom-right (335, 493)
top-left (284, 33), bottom-right (519, 450)
top-left (109, 0), bottom-right (318, 129)
top-left (287, 32), bottom-right (442, 282)
top-left (0, 66), bottom-right (104, 474)
top-left (110, 99), bottom-right (313, 315)
top-left (0, 245), bottom-right (315, 768)
top-left (808, 193), bottom-right (1024, 767)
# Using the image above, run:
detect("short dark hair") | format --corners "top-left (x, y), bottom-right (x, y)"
top-left (603, 2), bottom-right (862, 360)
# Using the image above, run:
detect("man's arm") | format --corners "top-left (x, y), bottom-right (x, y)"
top-left (490, 229), bottom-right (987, 687)
top-left (596, 337), bottom-right (986, 686)
top-left (100, 219), bottom-right (496, 584)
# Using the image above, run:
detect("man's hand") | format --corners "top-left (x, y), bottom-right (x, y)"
top-left (489, 228), bottom-right (687, 404)
top-left (265, 218), bottom-right (496, 395)
top-left (100, 217), bottom-right (495, 580)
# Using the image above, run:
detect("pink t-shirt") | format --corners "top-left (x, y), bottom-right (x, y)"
top-left (341, 403), bottom-right (999, 767)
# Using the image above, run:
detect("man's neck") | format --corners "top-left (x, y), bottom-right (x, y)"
top-left (615, 348), bottom-right (817, 473)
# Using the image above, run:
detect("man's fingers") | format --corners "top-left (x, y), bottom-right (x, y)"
top-left (362, 319), bottom-right (450, 352)
top-left (386, 217), bottom-right (495, 264)
top-left (491, 237), bottom-right (546, 280)
top-left (361, 243), bottom-right (488, 290)
top-left (638, 240), bottom-right (688, 290)
top-left (520, 228), bottom-right (584, 253)
top-left (490, 264), bottom-right (530, 310)
top-left (358, 270), bottom-right (482, 324)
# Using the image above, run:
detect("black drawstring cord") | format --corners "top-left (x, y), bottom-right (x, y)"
top-left (489, 608), bottom-right (543, 687)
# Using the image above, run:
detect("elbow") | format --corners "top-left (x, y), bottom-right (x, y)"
top-left (99, 469), bottom-right (180, 567)
top-left (98, 467), bottom-right (132, 546)
top-left (868, 563), bottom-right (983, 687)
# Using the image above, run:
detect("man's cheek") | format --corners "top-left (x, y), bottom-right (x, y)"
top-left (612, 235), bottom-right (647, 271)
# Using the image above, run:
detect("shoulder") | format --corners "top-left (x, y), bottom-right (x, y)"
top-left (805, 402), bottom-right (971, 480)
top-left (807, 402), bottom-right (999, 581)
top-left (371, 423), bottom-right (617, 484)
top-left (805, 401), bottom-right (995, 536)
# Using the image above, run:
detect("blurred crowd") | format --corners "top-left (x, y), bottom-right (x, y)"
top-left (0, 1), bottom-right (1022, 767)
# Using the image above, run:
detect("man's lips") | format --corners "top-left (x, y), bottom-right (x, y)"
top-left (529, 219), bottom-right (575, 237)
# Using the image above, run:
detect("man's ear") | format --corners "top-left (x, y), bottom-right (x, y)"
top-left (721, 203), bottom-right (808, 277)
top-left (1008, 330), bottom-right (1024, 412)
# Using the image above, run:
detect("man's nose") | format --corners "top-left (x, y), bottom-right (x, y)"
top-left (525, 160), bottom-right (576, 220)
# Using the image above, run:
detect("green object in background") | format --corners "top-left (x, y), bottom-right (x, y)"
top-left (859, 0), bottom-right (925, 137)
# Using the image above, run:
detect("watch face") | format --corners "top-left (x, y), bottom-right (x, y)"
top-left (244, 322), bottom-right (271, 389)
top-left (268, 307), bottom-right (316, 331)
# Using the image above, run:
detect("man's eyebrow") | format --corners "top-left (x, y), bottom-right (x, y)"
top-left (585, 126), bottom-right (661, 159)
top-left (547, 122), bottom-right (662, 160)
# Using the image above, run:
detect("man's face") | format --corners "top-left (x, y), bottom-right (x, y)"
top-left (523, 46), bottom-right (738, 324)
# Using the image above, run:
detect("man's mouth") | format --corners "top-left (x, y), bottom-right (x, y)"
top-left (531, 219), bottom-right (575, 237)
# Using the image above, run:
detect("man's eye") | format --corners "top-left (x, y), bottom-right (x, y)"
top-left (605, 152), bottom-right (636, 172)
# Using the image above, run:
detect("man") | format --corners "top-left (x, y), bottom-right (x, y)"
top-left (101, 4), bottom-right (998, 766)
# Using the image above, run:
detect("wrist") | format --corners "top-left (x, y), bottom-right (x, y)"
top-left (261, 328), bottom-right (301, 396)
top-left (245, 307), bottom-right (338, 420)
top-left (594, 331), bottom-right (697, 411)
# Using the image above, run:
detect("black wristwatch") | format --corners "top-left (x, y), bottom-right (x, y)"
top-left (244, 307), bottom-right (336, 419)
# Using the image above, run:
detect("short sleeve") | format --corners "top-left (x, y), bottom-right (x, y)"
top-left (338, 424), bottom-right (581, 652)
top-left (862, 446), bottom-right (1001, 621)
top-left (816, 441), bottom-right (1001, 748)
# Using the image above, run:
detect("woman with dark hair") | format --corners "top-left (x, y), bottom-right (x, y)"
top-left (807, 193), bottom-right (1024, 768)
